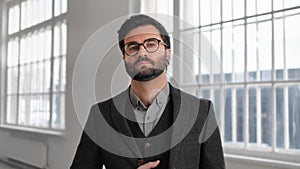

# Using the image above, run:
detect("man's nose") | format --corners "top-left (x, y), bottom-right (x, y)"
top-left (138, 44), bottom-right (148, 56)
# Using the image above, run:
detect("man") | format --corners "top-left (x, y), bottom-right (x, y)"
top-left (71, 14), bottom-right (225, 169)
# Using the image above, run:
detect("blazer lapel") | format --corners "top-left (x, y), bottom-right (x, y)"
top-left (110, 88), bottom-right (143, 158)
top-left (168, 84), bottom-right (198, 169)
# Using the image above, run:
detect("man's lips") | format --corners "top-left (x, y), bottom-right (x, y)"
top-left (135, 61), bottom-right (153, 66)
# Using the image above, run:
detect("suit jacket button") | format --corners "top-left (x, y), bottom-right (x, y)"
top-left (137, 159), bottom-right (144, 165)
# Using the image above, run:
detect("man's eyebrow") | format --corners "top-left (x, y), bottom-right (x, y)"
top-left (125, 38), bottom-right (159, 46)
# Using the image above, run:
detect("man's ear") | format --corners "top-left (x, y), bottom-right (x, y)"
top-left (166, 49), bottom-right (171, 64)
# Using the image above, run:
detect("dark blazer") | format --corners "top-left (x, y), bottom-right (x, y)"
top-left (70, 84), bottom-right (225, 169)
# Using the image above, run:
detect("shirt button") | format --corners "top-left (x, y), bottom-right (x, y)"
top-left (145, 142), bottom-right (151, 148)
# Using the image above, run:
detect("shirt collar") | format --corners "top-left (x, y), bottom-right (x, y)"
top-left (129, 83), bottom-right (170, 111)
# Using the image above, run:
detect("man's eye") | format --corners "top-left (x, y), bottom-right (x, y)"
top-left (129, 45), bottom-right (139, 51)
top-left (146, 43), bottom-right (157, 48)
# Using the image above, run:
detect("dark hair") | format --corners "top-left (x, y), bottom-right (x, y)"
top-left (118, 14), bottom-right (171, 55)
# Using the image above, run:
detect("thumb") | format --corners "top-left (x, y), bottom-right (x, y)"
top-left (137, 160), bottom-right (160, 169)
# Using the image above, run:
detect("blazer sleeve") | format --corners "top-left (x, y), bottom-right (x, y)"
top-left (199, 101), bottom-right (226, 169)
top-left (70, 105), bottom-right (103, 169)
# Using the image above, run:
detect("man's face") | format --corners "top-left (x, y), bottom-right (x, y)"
top-left (123, 25), bottom-right (171, 81)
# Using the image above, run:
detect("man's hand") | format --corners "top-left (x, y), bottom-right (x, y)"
top-left (137, 160), bottom-right (160, 169)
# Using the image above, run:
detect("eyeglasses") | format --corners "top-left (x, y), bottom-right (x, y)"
top-left (123, 38), bottom-right (167, 57)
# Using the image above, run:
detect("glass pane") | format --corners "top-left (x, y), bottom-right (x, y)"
top-left (222, 25), bottom-right (233, 82)
top-left (224, 88), bottom-right (232, 142)
top-left (6, 95), bottom-right (17, 124)
top-left (52, 93), bottom-right (65, 129)
top-left (214, 88), bottom-right (221, 122)
top-left (274, 19), bottom-right (284, 80)
top-left (54, 0), bottom-right (61, 16)
top-left (276, 86), bottom-right (285, 148)
top-left (258, 21), bottom-right (272, 81)
top-left (211, 28), bottom-right (221, 83)
top-left (288, 85), bottom-right (300, 149)
top-left (19, 65), bottom-right (32, 93)
top-left (249, 88), bottom-right (257, 143)
top-left (53, 57), bottom-right (66, 92)
top-left (233, 0), bottom-right (244, 19)
top-left (247, 23), bottom-right (257, 81)
top-left (18, 95), bottom-right (28, 125)
top-left (211, 0), bottom-right (221, 23)
top-left (233, 25), bottom-right (245, 82)
top-left (257, 0), bottom-right (271, 14)
top-left (236, 88), bottom-right (244, 142)
top-left (180, 0), bottom-right (199, 28)
top-left (7, 38), bottom-right (19, 67)
top-left (274, 0), bottom-right (284, 11)
top-left (54, 22), bottom-right (67, 57)
top-left (200, 0), bottom-right (211, 25)
top-left (247, 0), bottom-right (256, 16)
top-left (284, 0), bottom-right (300, 9)
top-left (7, 67), bottom-right (18, 94)
top-left (43, 61), bottom-right (51, 92)
top-left (223, 0), bottom-right (232, 21)
top-left (285, 14), bottom-right (300, 80)
top-left (200, 31), bottom-right (211, 84)
top-left (261, 86), bottom-right (272, 147)
top-left (31, 63), bottom-right (38, 93)
top-left (8, 4), bottom-right (20, 34)
top-left (29, 95), bottom-right (50, 127)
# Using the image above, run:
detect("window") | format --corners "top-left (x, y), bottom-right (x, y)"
top-left (2, 0), bottom-right (67, 130)
top-left (141, 0), bottom-right (300, 162)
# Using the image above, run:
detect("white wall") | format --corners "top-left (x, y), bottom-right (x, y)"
top-left (0, 0), bottom-right (130, 168)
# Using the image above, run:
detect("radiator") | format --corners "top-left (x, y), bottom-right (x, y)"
top-left (4, 137), bottom-right (48, 169)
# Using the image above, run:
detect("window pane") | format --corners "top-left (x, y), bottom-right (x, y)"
top-left (19, 65), bottom-right (31, 93)
top-left (53, 57), bottom-right (66, 92)
top-left (276, 86), bottom-right (285, 148)
top-left (249, 88), bottom-right (257, 143)
top-left (233, 24), bottom-right (245, 82)
top-left (224, 88), bottom-right (232, 142)
top-left (52, 93), bottom-right (65, 129)
top-left (6, 95), bottom-right (17, 124)
top-left (7, 38), bottom-right (19, 67)
top-left (223, 25), bottom-right (233, 82)
top-left (200, 0), bottom-right (211, 25)
top-left (7, 67), bottom-right (19, 94)
top-left (288, 85), bottom-right (300, 149)
top-left (247, 23), bottom-right (257, 81)
top-left (29, 95), bottom-right (50, 127)
top-left (284, 0), bottom-right (300, 9)
top-left (246, 0), bottom-right (256, 16)
top-left (261, 86), bottom-right (272, 147)
top-left (258, 21), bottom-right (272, 81)
top-left (236, 88), bottom-right (244, 142)
top-left (233, 0), bottom-right (244, 19)
top-left (257, 0), bottom-right (271, 14)
top-left (285, 14), bottom-right (300, 80)
top-left (274, 18), bottom-right (284, 80)
top-left (223, 0), bottom-right (232, 21)
top-left (8, 4), bottom-right (20, 34)
top-left (211, 0), bottom-right (221, 23)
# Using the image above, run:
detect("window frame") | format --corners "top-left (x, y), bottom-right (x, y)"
top-left (141, 0), bottom-right (300, 165)
top-left (0, 0), bottom-right (67, 133)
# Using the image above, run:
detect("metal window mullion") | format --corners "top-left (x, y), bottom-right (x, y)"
top-left (48, 0), bottom-right (55, 128)
top-left (220, 0), bottom-right (225, 138)
top-left (271, 0), bottom-right (277, 152)
top-left (282, 0), bottom-right (290, 150)
top-left (243, 0), bottom-right (249, 148)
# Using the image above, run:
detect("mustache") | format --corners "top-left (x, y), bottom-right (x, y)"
top-left (134, 57), bottom-right (155, 66)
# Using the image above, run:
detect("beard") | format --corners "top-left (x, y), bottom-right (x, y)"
top-left (124, 52), bottom-right (168, 82)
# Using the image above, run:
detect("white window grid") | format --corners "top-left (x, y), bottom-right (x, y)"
top-left (141, 0), bottom-right (300, 161)
top-left (2, 0), bottom-right (67, 130)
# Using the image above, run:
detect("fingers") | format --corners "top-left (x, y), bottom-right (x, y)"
top-left (137, 160), bottom-right (160, 169)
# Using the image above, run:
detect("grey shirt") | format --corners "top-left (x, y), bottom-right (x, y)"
top-left (129, 84), bottom-right (170, 137)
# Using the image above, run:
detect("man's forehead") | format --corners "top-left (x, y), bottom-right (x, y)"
top-left (124, 25), bottom-right (161, 41)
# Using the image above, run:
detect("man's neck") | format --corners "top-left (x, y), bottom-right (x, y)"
top-left (130, 72), bottom-right (168, 107)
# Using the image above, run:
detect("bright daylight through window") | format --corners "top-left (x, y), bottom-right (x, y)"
top-left (141, 0), bottom-right (300, 160)
top-left (3, 0), bottom-right (67, 130)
